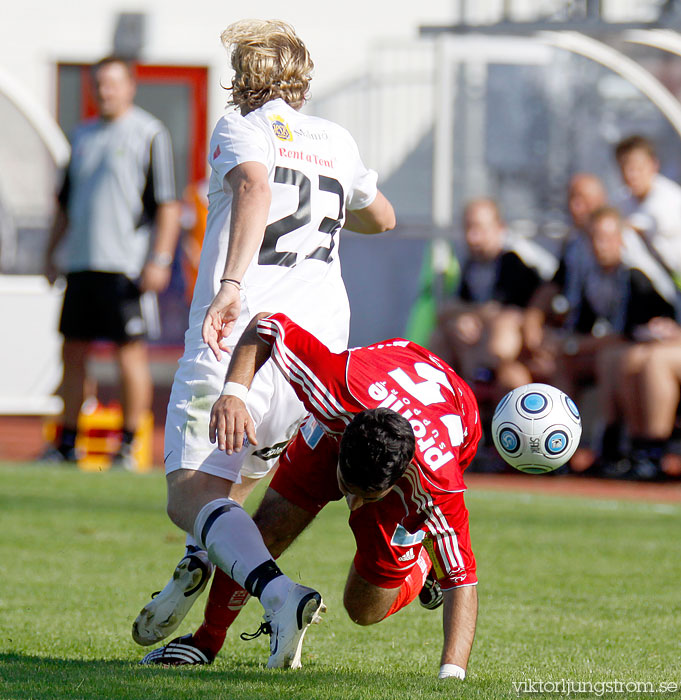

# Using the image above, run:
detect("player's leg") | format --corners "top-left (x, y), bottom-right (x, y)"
top-left (141, 484), bottom-right (321, 667)
top-left (139, 468), bottom-right (287, 663)
top-left (168, 468), bottom-right (324, 669)
top-left (116, 339), bottom-right (152, 434)
top-left (60, 339), bottom-right (89, 428)
top-left (42, 272), bottom-right (92, 462)
top-left (185, 398), bottom-right (327, 668)
top-left (111, 275), bottom-right (155, 469)
top-left (113, 339), bottom-right (152, 469)
top-left (138, 360), bottom-right (323, 667)
top-left (343, 550), bottom-right (432, 625)
top-left (190, 487), bottom-right (317, 659)
top-left (48, 338), bottom-right (90, 460)
top-left (141, 424), bottom-right (341, 666)
top-left (133, 360), bottom-right (303, 647)
top-left (132, 474), bottom-right (260, 648)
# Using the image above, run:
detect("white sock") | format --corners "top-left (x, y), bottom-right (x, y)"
top-left (260, 576), bottom-right (295, 613)
top-left (194, 498), bottom-right (293, 610)
top-left (184, 534), bottom-right (203, 555)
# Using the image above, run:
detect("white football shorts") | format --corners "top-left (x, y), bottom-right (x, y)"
top-left (164, 345), bottom-right (306, 481)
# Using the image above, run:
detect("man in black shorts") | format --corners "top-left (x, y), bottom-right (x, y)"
top-left (43, 56), bottom-right (180, 468)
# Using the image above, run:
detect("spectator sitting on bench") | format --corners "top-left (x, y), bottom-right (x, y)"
top-left (554, 206), bottom-right (678, 480)
top-left (433, 198), bottom-right (545, 396)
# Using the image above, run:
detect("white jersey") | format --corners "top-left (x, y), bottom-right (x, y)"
top-left (185, 98), bottom-right (378, 351)
top-left (166, 99), bottom-right (377, 480)
top-left (617, 173), bottom-right (681, 275)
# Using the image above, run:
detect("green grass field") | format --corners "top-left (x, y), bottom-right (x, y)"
top-left (1, 463), bottom-right (680, 700)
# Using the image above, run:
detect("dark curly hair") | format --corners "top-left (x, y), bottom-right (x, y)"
top-left (339, 408), bottom-right (415, 493)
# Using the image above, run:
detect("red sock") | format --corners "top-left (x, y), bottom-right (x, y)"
top-left (383, 548), bottom-right (431, 619)
top-left (192, 567), bottom-right (251, 656)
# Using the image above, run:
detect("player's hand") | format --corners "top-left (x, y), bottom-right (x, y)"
top-left (202, 284), bottom-right (242, 361)
top-left (209, 395), bottom-right (257, 454)
top-left (139, 261), bottom-right (172, 293)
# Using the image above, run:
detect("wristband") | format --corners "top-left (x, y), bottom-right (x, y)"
top-left (220, 381), bottom-right (249, 402)
top-left (150, 251), bottom-right (173, 268)
top-left (438, 664), bottom-right (466, 680)
top-left (220, 278), bottom-right (242, 290)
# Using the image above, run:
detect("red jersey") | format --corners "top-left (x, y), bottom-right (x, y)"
top-left (257, 313), bottom-right (482, 589)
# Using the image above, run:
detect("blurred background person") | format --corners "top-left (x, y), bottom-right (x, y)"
top-left (431, 198), bottom-right (548, 471)
top-left (433, 198), bottom-right (544, 394)
top-left (523, 173), bottom-right (608, 373)
top-left (42, 56), bottom-right (180, 469)
top-left (615, 134), bottom-right (681, 283)
top-left (524, 175), bottom-right (680, 477)
top-left (554, 206), bottom-right (678, 479)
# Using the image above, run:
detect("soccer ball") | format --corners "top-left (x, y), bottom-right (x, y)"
top-left (491, 383), bottom-right (582, 474)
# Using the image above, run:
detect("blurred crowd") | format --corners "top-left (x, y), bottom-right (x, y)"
top-left (430, 134), bottom-right (681, 482)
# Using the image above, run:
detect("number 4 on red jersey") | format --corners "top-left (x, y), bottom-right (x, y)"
top-left (256, 313), bottom-right (481, 493)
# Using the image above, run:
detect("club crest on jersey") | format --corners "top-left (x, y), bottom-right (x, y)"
top-left (269, 115), bottom-right (293, 141)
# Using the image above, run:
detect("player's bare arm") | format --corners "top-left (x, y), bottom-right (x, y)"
top-left (202, 162), bottom-right (272, 360)
top-left (439, 585), bottom-right (478, 679)
top-left (343, 191), bottom-right (396, 234)
top-left (140, 201), bottom-right (181, 293)
top-left (209, 312), bottom-right (273, 452)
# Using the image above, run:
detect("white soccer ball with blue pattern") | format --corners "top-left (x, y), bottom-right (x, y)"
top-left (491, 383), bottom-right (582, 473)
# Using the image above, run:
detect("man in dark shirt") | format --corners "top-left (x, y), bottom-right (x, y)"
top-left (434, 198), bottom-right (543, 394)
top-left (546, 206), bottom-right (677, 479)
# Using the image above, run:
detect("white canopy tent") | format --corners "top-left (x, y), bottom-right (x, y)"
top-left (0, 67), bottom-right (68, 414)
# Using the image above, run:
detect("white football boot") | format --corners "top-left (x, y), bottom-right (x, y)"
top-left (263, 584), bottom-right (325, 669)
top-left (132, 550), bottom-right (214, 646)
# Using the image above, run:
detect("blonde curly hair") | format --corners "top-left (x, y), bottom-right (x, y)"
top-left (221, 19), bottom-right (314, 112)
